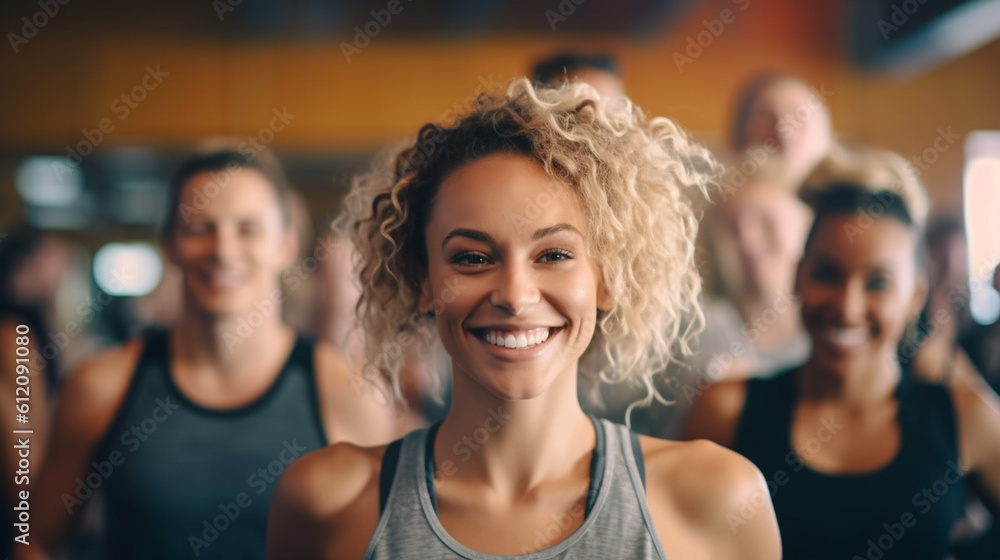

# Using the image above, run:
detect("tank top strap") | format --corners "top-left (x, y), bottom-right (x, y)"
top-left (734, 367), bottom-right (798, 455)
top-left (897, 379), bottom-right (960, 465)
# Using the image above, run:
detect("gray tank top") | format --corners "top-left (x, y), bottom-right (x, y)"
top-left (97, 329), bottom-right (327, 560)
top-left (364, 417), bottom-right (668, 559)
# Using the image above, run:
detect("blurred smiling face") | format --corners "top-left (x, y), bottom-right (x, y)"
top-left (713, 180), bottom-right (811, 297)
top-left (797, 215), bottom-right (925, 374)
top-left (169, 168), bottom-right (295, 317)
top-left (421, 153), bottom-right (610, 400)
top-left (743, 80), bottom-right (831, 179)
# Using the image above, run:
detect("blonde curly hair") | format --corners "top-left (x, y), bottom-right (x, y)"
top-left (339, 77), bottom-right (722, 405)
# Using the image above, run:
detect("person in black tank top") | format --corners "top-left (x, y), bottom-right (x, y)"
top-left (686, 179), bottom-right (1000, 559)
top-left (26, 149), bottom-right (399, 560)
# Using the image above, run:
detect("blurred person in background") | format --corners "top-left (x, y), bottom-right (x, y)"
top-left (533, 51), bottom-right (625, 102)
top-left (267, 78), bottom-right (780, 560)
top-left (688, 72), bottom-right (837, 386)
top-left (1, 226), bottom-right (60, 559)
top-left (731, 73), bottom-right (835, 189)
top-left (697, 161), bottom-right (813, 383)
top-left (686, 178), bottom-right (1000, 559)
top-left (910, 217), bottom-right (978, 385)
top-left (24, 149), bottom-right (401, 560)
top-left (314, 224), bottom-right (436, 430)
top-left (963, 264), bottom-right (1000, 392)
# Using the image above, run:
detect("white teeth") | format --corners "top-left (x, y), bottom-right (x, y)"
top-left (479, 327), bottom-right (552, 350)
top-left (825, 327), bottom-right (869, 348)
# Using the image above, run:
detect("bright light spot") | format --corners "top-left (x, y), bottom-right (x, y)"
top-left (964, 144), bottom-right (1000, 325)
top-left (93, 243), bottom-right (163, 296)
top-left (16, 157), bottom-right (83, 206)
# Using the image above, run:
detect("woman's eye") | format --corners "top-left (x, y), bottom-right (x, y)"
top-left (184, 223), bottom-right (210, 235)
top-left (539, 249), bottom-right (572, 263)
top-left (866, 276), bottom-right (889, 291)
top-left (239, 223), bottom-right (261, 236)
top-left (451, 252), bottom-right (490, 266)
top-left (810, 263), bottom-right (840, 284)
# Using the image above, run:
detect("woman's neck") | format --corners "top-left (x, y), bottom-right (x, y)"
top-left (173, 303), bottom-right (293, 376)
top-left (799, 352), bottom-right (901, 406)
top-left (435, 366), bottom-right (595, 499)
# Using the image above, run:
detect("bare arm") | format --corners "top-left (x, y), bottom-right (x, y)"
top-left (645, 438), bottom-right (781, 559)
top-left (682, 380), bottom-right (748, 447)
top-left (266, 443), bottom-right (382, 560)
top-left (953, 379), bottom-right (1000, 514)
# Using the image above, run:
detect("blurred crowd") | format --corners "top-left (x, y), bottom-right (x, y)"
top-left (3, 52), bottom-right (1000, 560)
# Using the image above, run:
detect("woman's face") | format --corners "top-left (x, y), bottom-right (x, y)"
top-left (712, 180), bottom-right (810, 298)
top-left (421, 153), bottom-right (610, 401)
top-left (168, 168), bottom-right (295, 318)
top-left (742, 80), bottom-right (832, 180)
top-left (796, 215), bottom-right (925, 375)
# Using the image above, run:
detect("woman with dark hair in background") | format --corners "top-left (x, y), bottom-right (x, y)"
top-left (686, 178), bottom-right (1000, 559)
top-left (23, 149), bottom-right (400, 560)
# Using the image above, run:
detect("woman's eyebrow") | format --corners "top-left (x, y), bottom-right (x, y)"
top-left (533, 223), bottom-right (583, 241)
top-left (441, 229), bottom-right (494, 249)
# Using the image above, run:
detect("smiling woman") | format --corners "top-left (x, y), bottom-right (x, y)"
top-left (686, 178), bottom-right (1000, 559)
top-left (265, 77), bottom-right (782, 560)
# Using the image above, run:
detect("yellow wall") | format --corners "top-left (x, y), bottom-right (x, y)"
top-left (2, 0), bottom-right (998, 215)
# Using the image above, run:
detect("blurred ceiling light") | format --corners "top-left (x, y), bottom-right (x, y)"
top-left (964, 131), bottom-right (1000, 325)
top-left (16, 157), bottom-right (83, 206)
top-left (93, 243), bottom-right (163, 297)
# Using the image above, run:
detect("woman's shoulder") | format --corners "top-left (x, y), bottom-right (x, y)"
top-left (267, 441), bottom-right (394, 559)
top-left (638, 436), bottom-right (781, 558)
top-left (274, 441), bottom-right (389, 517)
top-left (640, 436), bottom-right (766, 515)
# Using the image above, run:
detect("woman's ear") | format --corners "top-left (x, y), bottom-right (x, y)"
top-left (279, 228), bottom-right (300, 270)
top-left (793, 258), bottom-right (805, 299)
top-left (909, 272), bottom-right (929, 322)
top-left (418, 278), bottom-right (435, 315)
top-left (597, 280), bottom-right (612, 312)
top-left (160, 234), bottom-right (179, 267)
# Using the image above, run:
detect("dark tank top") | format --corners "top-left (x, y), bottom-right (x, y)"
top-left (734, 368), bottom-right (964, 560)
top-left (96, 329), bottom-right (327, 560)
